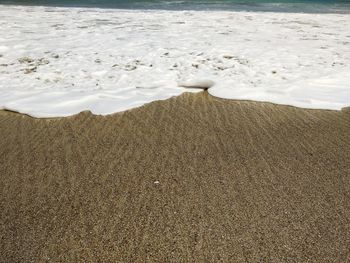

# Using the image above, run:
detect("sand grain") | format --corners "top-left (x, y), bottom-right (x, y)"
top-left (1, 92), bottom-right (350, 262)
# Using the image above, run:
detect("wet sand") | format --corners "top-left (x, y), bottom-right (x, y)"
top-left (1, 92), bottom-right (350, 262)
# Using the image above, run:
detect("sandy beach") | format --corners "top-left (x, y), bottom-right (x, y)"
top-left (1, 92), bottom-right (350, 262)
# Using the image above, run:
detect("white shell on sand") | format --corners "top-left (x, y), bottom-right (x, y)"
top-left (178, 79), bottom-right (215, 89)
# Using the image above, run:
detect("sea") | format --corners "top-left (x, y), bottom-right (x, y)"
top-left (0, 0), bottom-right (350, 13)
top-left (0, 1), bottom-right (349, 117)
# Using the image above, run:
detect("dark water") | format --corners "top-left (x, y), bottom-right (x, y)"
top-left (0, 0), bottom-right (350, 13)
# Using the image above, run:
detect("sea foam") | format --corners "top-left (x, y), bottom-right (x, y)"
top-left (0, 5), bottom-right (349, 117)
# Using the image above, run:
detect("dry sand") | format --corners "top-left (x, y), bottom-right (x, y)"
top-left (1, 92), bottom-right (350, 262)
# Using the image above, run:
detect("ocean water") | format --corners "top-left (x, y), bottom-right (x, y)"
top-left (1, 5), bottom-right (349, 117)
top-left (1, 0), bottom-right (350, 13)
top-left (0, 2), bottom-right (349, 117)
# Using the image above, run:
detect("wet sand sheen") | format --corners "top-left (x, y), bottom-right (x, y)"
top-left (1, 92), bottom-right (350, 262)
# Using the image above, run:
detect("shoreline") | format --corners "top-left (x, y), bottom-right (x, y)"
top-left (2, 91), bottom-right (350, 120)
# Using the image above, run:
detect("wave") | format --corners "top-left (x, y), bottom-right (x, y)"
top-left (0, 0), bottom-right (350, 13)
top-left (0, 5), bottom-right (349, 117)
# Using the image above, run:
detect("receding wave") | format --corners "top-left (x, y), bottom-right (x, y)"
top-left (0, 5), bottom-right (349, 117)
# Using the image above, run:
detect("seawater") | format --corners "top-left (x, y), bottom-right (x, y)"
top-left (0, 0), bottom-right (350, 13)
top-left (0, 5), bottom-right (349, 117)
top-left (0, 2), bottom-right (349, 117)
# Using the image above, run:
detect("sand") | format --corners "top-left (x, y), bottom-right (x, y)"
top-left (1, 92), bottom-right (350, 262)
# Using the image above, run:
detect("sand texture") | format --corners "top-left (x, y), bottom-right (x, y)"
top-left (1, 92), bottom-right (350, 262)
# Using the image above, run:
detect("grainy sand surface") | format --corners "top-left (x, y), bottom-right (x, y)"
top-left (1, 92), bottom-right (350, 262)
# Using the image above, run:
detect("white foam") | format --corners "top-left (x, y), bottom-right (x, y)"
top-left (0, 5), bottom-right (349, 117)
top-left (178, 79), bottom-right (215, 89)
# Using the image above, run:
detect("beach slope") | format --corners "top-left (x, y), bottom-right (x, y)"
top-left (1, 92), bottom-right (350, 262)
